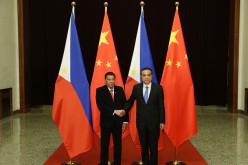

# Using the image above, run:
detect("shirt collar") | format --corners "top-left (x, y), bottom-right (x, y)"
top-left (143, 83), bottom-right (151, 88)
top-left (108, 87), bottom-right (114, 91)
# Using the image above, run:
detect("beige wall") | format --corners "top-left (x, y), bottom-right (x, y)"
top-left (0, 0), bottom-right (19, 111)
top-left (238, 0), bottom-right (248, 111)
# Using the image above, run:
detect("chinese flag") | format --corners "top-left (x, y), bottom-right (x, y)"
top-left (160, 7), bottom-right (198, 148)
top-left (90, 11), bottom-right (129, 141)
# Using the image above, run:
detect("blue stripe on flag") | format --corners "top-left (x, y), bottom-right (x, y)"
top-left (69, 14), bottom-right (93, 127)
top-left (140, 13), bottom-right (158, 83)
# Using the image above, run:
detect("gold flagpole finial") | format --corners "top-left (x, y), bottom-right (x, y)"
top-left (71, 1), bottom-right (76, 7)
top-left (104, 2), bottom-right (108, 7)
top-left (175, 2), bottom-right (180, 7)
top-left (104, 2), bottom-right (108, 12)
top-left (140, 1), bottom-right (145, 7)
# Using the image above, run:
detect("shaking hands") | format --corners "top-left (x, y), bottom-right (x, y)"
top-left (114, 109), bottom-right (126, 117)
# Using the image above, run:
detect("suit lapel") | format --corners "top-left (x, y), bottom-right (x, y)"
top-left (148, 83), bottom-right (155, 103)
top-left (139, 84), bottom-right (146, 104)
top-left (104, 85), bottom-right (113, 101)
top-left (113, 86), bottom-right (117, 100)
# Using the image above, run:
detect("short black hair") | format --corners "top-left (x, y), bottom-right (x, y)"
top-left (140, 67), bottom-right (153, 75)
top-left (105, 72), bottom-right (116, 79)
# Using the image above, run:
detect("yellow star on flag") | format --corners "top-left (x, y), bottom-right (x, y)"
top-left (184, 54), bottom-right (188, 60)
top-left (115, 55), bottom-right (118, 61)
top-left (131, 68), bottom-right (138, 75)
top-left (106, 61), bottom-right (112, 68)
top-left (176, 61), bottom-right (181, 68)
top-left (169, 30), bottom-right (179, 46)
top-left (96, 59), bottom-right (102, 66)
top-left (99, 31), bottom-right (109, 46)
top-left (166, 59), bottom-right (172, 66)
top-left (61, 66), bottom-right (68, 74)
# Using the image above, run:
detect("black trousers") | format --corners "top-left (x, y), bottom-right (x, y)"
top-left (137, 126), bottom-right (160, 165)
top-left (100, 124), bottom-right (122, 165)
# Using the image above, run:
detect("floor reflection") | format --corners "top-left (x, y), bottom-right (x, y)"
top-left (0, 106), bottom-right (248, 165)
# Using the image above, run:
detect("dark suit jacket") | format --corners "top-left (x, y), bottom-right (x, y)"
top-left (124, 83), bottom-right (165, 129)
top-left (96, 85), bottom-right (128, 128)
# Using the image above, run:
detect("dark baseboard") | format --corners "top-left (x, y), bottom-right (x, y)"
top-left (238, 110), bottom-right (248, 116)
top-left (12, 109), bottom-right (20, 115)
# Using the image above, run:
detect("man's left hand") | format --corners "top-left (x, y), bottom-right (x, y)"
top-left (160, 123), bottom-right (165, 132)
top-left (122, 123), bottom-right (128, 132)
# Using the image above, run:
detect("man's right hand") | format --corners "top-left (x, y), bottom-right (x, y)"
top-left (114, 110), bottom-right (126, 117)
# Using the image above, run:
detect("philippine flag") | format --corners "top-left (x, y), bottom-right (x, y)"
top-left (52, 10), bottom-right (94, 158)
top-left (125, 8), bottom-right (163, 154)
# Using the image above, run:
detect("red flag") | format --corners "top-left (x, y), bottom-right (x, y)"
top-left (160, 7), bottom-right (198, 148)
top-left (90, 11), bottom-right (129, 141)
top-left (52, 10), bottom-right (94, 158)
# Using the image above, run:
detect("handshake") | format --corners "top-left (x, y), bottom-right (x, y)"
top-left (114, 109), bottom-right (126, 117)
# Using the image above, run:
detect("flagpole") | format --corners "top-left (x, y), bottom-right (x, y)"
top-left (72, 1), bottom-right (75, 15)
top-left (103, 3), bottom-right (113, 165)
top-left (131, 3), bottom-right (144, 165)
top-left (140, 1), bottom-right (144, 13)
top-left (166, 147), bottom-right (186, 165)
top-left (104, 1), bottom-right (108, 12)
top-left (137, 0), bottom-right (143, 163)
top-left (165, 2), bottom-right (186, 165)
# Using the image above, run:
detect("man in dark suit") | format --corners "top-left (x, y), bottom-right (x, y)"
top-left (96, 72), bottom-right (128, 165)
top-left (124, 67), bottom-right (165, 165)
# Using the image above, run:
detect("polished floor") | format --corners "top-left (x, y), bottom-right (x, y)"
top-left (0, 106), bottom-right (248, 165)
